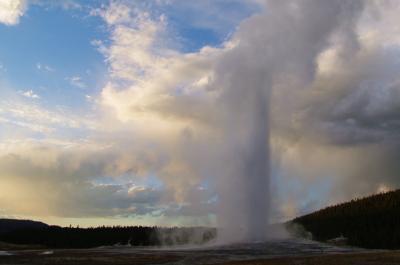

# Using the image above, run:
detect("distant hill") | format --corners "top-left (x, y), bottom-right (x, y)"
top-left (0, 219), bottom-right (49, 235)
top-left (292, 189), bottom-right (400, 249)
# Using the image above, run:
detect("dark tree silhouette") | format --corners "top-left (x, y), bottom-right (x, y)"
top-left (292, 189), bottom-right (400, 249)
top-left (0, 222), bottom-right (216, 248)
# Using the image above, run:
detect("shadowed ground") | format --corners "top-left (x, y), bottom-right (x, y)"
top-left (0, 240), bottom-right (398, 265)
top-left (219, 252), bottom-right (400, 265)
top-left (1, 249), bottom-right (400, 265)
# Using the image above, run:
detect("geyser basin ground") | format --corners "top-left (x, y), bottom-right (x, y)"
top-left (1, 239), bottom-right (396, 265)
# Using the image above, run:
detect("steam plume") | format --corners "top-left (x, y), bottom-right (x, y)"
top-left (214, 0), bottom-right (364, 243)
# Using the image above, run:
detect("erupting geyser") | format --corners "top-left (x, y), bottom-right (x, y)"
top-left (214, 0), bottom-right (364, 244)
top-left (216, 68), bottom-right (272, 243)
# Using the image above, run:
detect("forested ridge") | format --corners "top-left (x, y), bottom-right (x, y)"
top-left (293, 189), bottom-right (400, 249)
top-left (0, 223), bottom-right (216, 248)
top-left (0, 219), bottom-right (48, 235)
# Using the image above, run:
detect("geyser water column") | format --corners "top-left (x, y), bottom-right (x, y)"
top-left (245, 79), bottom-right (270, 241)
top-left (238, 82), bottom-right (271, 242)
top-left (216, 65), bottom-right (272, 243)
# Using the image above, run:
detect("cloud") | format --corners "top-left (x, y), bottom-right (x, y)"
top-left (36, 63), bottom-right (54, 72)
top-left (19, 89), bottom-right (40, 99)
top-left (59, 0), bottom-right (81, 11)
top-left (0, 0), bottom-right (27, 25)
top-left (0, 99), bottom-right (98, 136)
top-left (266, 0), bottom-right (400, 217)
top-left (0, 135), bottom-right (216, 221)
top-left (67, 76), bottom-right (86, 89)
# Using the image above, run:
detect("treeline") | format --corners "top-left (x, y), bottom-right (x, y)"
top-left (0, 219), bottom-right (48, 234)
top-left (292, 189), bottom-right (400, 249)
top-left (0, 224), bottom-right (216, 248)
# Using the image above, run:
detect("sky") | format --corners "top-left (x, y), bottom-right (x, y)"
top-left (1, 0), bottom-right (400, 228)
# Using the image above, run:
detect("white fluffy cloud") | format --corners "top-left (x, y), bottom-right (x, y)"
top-left (0, 0), bottom-right (27, 25)
top-left (67, 76), bottom-right (86, 89)
top-left (19, 89), bottom-right (40, 99)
